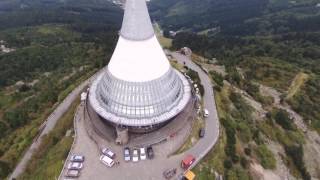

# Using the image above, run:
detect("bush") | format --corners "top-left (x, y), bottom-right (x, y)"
top-left (285, 144), bottom-right (311, 180)
top-left (209, 71), bottom-right (224, 87)
top-left (255, 144), bottom-right (276, 169)
top-left (244, 147), bottom-right (251, 156)
top-left (224, 159), bottom-right (233, 169)
top-left (0, 160), bottom-right (11, 179)
top-left (221, 117), bottom-right (240, 163)
top-left (3, 108), bottom-right (30, 129)
top-left (274, 109), bottom-right (296, 131)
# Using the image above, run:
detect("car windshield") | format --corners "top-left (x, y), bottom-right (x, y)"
top-left (133, 151), bottom-right (138, 155)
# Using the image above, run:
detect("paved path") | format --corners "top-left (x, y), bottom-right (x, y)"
top-left (9, 70), bottom-right (103, 180)
top-left (59, 52), bottom-right (220, 179)
top-left (171, 52), bottom-right (220, 169)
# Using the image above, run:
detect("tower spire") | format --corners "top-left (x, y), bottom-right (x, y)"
top-left (120, 0), bottom-right (154, 41)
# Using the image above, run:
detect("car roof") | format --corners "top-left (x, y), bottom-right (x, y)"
top-left (67, 169), bottom-right (79, 175)
top-left (182, 155), bottom-right (195, 164)
top-left (101, 155), bottom-right (113, 163)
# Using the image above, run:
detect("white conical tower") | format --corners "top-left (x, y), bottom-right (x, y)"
top-left (89, 0), bottom-right (191, 132)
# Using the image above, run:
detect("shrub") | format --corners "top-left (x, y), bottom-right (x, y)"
top-left (255, 144), bottom-right (276, 169)
top-left (0, 160), bottom-right (11, 178)
top-left (285, 144), bottom-right (311, 180)
top-left (209, 71), bottom-right (224, 87)
top-left (3, 108), bottom-right (30, 129)
top-left (274, 109), bottom-right (296, 131)
top-left (244, 147), bottom-right (251, 156)
top-left (224, 159), bottom-right (233, 169)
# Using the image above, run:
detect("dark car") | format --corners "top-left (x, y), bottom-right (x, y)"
top-left (146, 146), bottom-right (154, 159)
top-left (199, 128), bottom-right (205, 138)
top-left (163, 168), bottom-right (177, 179)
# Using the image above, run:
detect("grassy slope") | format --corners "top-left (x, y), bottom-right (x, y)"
top-left (0, 22), bottom-right (117, 178)
top-left (19, 98), bottom-right (80, 179)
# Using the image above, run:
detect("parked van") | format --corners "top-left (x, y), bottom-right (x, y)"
top-left (203, 109), bottom-right (209, 117)
top-left (100, 155), bottom-right (115, 167)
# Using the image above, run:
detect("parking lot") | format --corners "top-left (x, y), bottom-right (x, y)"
top-left (60, 102), bottom-right (190, 180)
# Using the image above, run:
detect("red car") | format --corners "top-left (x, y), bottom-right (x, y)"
top-left (181, 155), bottom-right (195, 169)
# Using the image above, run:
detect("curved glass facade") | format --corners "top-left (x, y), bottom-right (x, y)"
top-left (95, 68), bottom-right (184, 119)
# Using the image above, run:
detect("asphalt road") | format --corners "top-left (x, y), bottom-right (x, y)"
top-left (9, 70), bottom-right (103, 180)
top-left (171, 52), bottom-right (220, 169)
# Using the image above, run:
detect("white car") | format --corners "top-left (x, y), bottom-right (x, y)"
top-left (70, 155), bottom-right (85, 162)
top-left (203, 109), bottom-right (209, 117)
top-left (132, 149), bottom-right (139, 162)
top-left (140, 147), bottom-right (147, 160)
top-left (100, 155), bottom-right (115, 167)
top-left (102, 147), bottom-right (115, 159)
top-left (65, 169), bottom-right (80, 178)
top-left (67, 162), bottom-right (83, 170)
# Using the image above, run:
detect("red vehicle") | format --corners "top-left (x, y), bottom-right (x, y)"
top-left (181, 155), bottom-right (195, 169)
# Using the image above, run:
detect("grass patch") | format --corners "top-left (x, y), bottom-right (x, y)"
top-left (154, 23), bottom-right (172, 48)
top-left (19, 98), bottom-right (79, 179)
top-left (254, 144), bottom-right (276, 169)
top-left (286, 72), bottom-right (309, 100)
top-left (170, 60), bottom-right (185, 71)
top-left (239, 57), bottom-right (299, 92)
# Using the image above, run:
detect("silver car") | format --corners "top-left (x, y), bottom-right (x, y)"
top-left (65, 169), bottom-right (80, 178)
top-left (70, 155), bottom-right (85, 162)
top-left (102, 147), bottom-right (115, 159)
top-left (67, 162), bottom-right (83, 170)
top-left (124, 147), bottom-right (131, 161)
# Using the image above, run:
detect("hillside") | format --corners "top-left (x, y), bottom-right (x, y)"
top-left (149, 0), bottom-right (320, 179)
top-left (149, 0), bottom-right (320, 35)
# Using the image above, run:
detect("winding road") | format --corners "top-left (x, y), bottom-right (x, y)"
top-left (171, 52), bottom-right (220, 169)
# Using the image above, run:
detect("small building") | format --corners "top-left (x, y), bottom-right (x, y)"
top-left (184, 170), bottom-right (196, 180)
top-left (81, 92), bottom-right (87, 101)
top-left (180, 47), bottom-right (192, 56)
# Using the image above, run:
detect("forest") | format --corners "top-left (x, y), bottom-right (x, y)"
top-left (0, 0), bottom-right (122, 178)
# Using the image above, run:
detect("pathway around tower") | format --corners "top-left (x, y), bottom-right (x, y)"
top-left (59, 52), bottom-right (220, 180)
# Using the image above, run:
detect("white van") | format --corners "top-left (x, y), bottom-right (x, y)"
top-left (100, 155), bottom-right (115, 167)
top-left (203, 109), bottom-right (209, 117)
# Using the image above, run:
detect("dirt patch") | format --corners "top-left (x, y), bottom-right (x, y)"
top-left (250, 162), bottom-right (282, 180)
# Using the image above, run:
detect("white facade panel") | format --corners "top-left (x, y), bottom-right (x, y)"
top-left (108, 35), bottom-right (170, 82)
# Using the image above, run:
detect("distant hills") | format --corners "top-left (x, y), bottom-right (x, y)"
top-left (0, 0), bottom-right (122, 30)
top-left (149, 0), bottom-right (320, 36)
